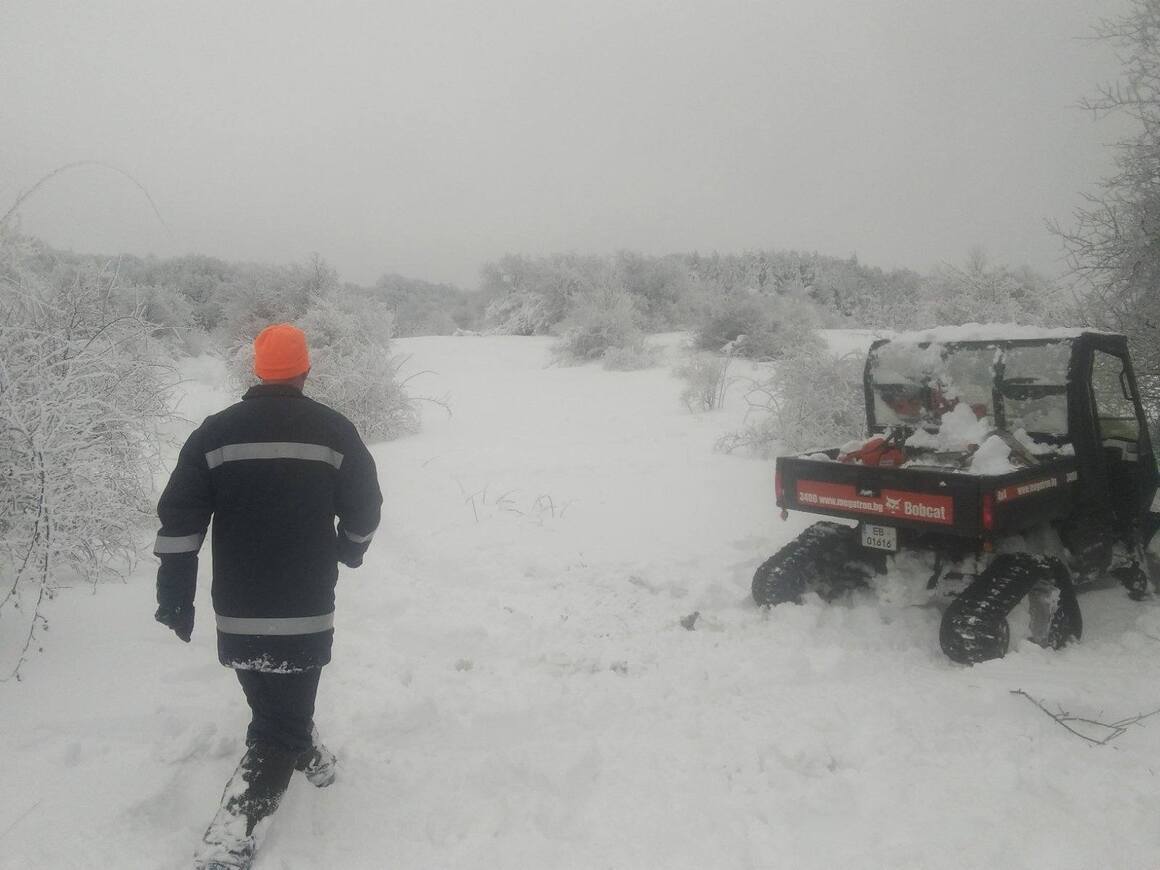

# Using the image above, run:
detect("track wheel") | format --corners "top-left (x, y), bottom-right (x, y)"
top-left (940, 553), bottom-right (1080, 664)
top-left (752, 522), bottom-right (879, 607)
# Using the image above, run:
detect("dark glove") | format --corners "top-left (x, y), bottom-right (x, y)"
top-left (155, 602), bottom-right (194, 642)
top-left (337, 535), bottom-right (366, 569)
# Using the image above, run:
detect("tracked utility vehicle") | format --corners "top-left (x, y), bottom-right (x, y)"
top-left (753, 327), bottom-right (1160, 663)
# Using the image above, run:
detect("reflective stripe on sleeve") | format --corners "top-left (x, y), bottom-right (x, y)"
top-left (343, 528), bottom-right (374, 544)
top-left (153, 532), bottom-right (204, 554)
top-left (215, 613), bottom-right (335, 636)
top-left (204, 442), bottom-right (344, 470)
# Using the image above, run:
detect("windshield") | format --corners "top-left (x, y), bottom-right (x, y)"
top-left (867, 340), bottom-right (1071, 438)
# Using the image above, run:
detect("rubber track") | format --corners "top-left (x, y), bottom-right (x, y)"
top-left (940, 553), bottom-right (1081, 664)
top-left (752, 522), bottom-right (876, 606)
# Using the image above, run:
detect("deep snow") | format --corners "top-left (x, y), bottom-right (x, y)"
top-left (4, 333), bottom-right (1160, 870)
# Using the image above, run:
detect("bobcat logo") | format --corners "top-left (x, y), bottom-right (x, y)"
top-left (884, 496), bottom-right (902, 513)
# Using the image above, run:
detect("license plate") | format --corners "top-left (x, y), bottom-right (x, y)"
top-left (861, 523), bottom-right (897, 552)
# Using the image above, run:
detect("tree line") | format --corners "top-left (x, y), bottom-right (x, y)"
top-left (479, 246), bottom-right (1064, 362)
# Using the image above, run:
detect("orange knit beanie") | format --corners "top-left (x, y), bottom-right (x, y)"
top-left (253, 324), bottom-right (310, 381)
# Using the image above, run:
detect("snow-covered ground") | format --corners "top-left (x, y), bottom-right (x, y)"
top-left (5, 333), bottom-right (1160, 869)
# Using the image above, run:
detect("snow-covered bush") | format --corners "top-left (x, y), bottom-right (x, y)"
top-left (218, 258), bottom-right (334, 346)
top-left (0, 234), bottom-right (174, 676)
top-left (601, 344), bottom-right (661, 371)
top-left (371, 274), bottom-right (483, 336)
top-left (693, 294), bottom-right (763, 354)
top-left (225, 293), bottom-right (418, 441)
top-left (718, 343), bottom-right (864, 455)
top-left (674, 353), bottom-right (731, 411)
top-left (131, 282), bottom-right (196, 338)
top-left (298, 299), bottom-right (418, 440)
top-left (917, 250), bottom-right (1065, 328)
top-left (484, 291), bottom-right (555, 336)
top-left (552, 284), bottom-right (648, 365)
top-left (482, 254), bottom-right (602, 335)
top-left (693, 293), bottom-right (821, 360)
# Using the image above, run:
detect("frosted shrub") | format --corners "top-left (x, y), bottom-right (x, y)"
top-left (601, 344), bottom-right (661, 371)
top-left (917, 253), bottom-right (1064, 328)
top-left (719, 343), bottom-right (864, 455)
top-left (552, 284), bottom-right (646, 365)
top-left (177, 327), bottom-right (214, 358)
top-left (0, 243), bottom-right (174, 676)
top-left (481, 253), bottom-right (614, 335)
top-left (694, 294), bottom-right (821, 360)
top-left (674, 353), bottom-right (732, 411)
top-left (694, 294), bottom-right (765, 354)
top-left (483, 291), bottom-right (554, 336)
top-left (218, 256), bottom-right (336, 343)
top-left (371, 275), bottom-right (481, 336)
top-left (225, 296), bottom-right (418, 442)
top-left (132, 283), bottom-right (196, 338)
top-left (301, 301), bottom-right (419, 440)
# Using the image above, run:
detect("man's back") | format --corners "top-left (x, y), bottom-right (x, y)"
top-left (201, 384), bottom-right (373, 611)
top-left (155, 381), bottom-right (381, 671)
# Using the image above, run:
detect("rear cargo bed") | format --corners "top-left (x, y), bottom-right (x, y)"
top-left (776, 453), bottom-right (1079, 538)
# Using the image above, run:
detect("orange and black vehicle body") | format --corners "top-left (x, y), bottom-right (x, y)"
top-left (755, 331), bottom-right (1160, 663)
top-left (774, 332), bottom-right (1158, 550)
top-left (775, 452), bottom-right (1079, 543)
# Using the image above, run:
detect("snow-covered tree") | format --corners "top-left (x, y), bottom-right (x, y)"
top-left (1054, 0), bottom-right (1160, 419)
top-left (0, 230), bottom-right (174, 677)
top-left (218, 255), bottom-right (338, 349)
top-left (614, 251), bottom-right (695, 330)
top-left (483, 254), bottom-right (609, 335)
top-left (919, 248), bottom-right (1064, 327)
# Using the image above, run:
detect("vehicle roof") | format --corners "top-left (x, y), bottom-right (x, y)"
top-left (878, 323), bottom-right (1119, 345)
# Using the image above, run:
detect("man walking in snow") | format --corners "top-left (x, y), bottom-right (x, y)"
top-left (153, 323), bottom-right (382, 869)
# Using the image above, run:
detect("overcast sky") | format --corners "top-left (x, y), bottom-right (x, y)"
top-left (0, 0), bottom-right (1133, 289)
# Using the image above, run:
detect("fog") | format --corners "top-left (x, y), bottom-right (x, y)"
top-left (0, 0), bottom-right (1131, 289)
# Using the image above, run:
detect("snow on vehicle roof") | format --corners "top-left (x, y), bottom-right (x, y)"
top-left (882, 323), bottom-right (1112, 345)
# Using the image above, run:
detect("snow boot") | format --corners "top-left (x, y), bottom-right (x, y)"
top-left (195, 741), bottom-right (297, 869)
top-left (295, 727), bottom-right (337, 788)
top-left (194, 829), bottom-right (255, 870)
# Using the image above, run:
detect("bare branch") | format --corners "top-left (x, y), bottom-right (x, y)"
top-left (1, 161), bottom-right (169, 237)
top-left (1011, 689), bottom-right (1160, 745)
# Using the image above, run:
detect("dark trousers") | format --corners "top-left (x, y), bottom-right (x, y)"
top-left (235, 667), bottom-right (322, 753)
top-left (204, 668), bottom-right (324, 848)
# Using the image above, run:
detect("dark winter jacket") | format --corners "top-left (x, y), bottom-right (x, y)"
top-left (154, 384), bottom-right (382, 671)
